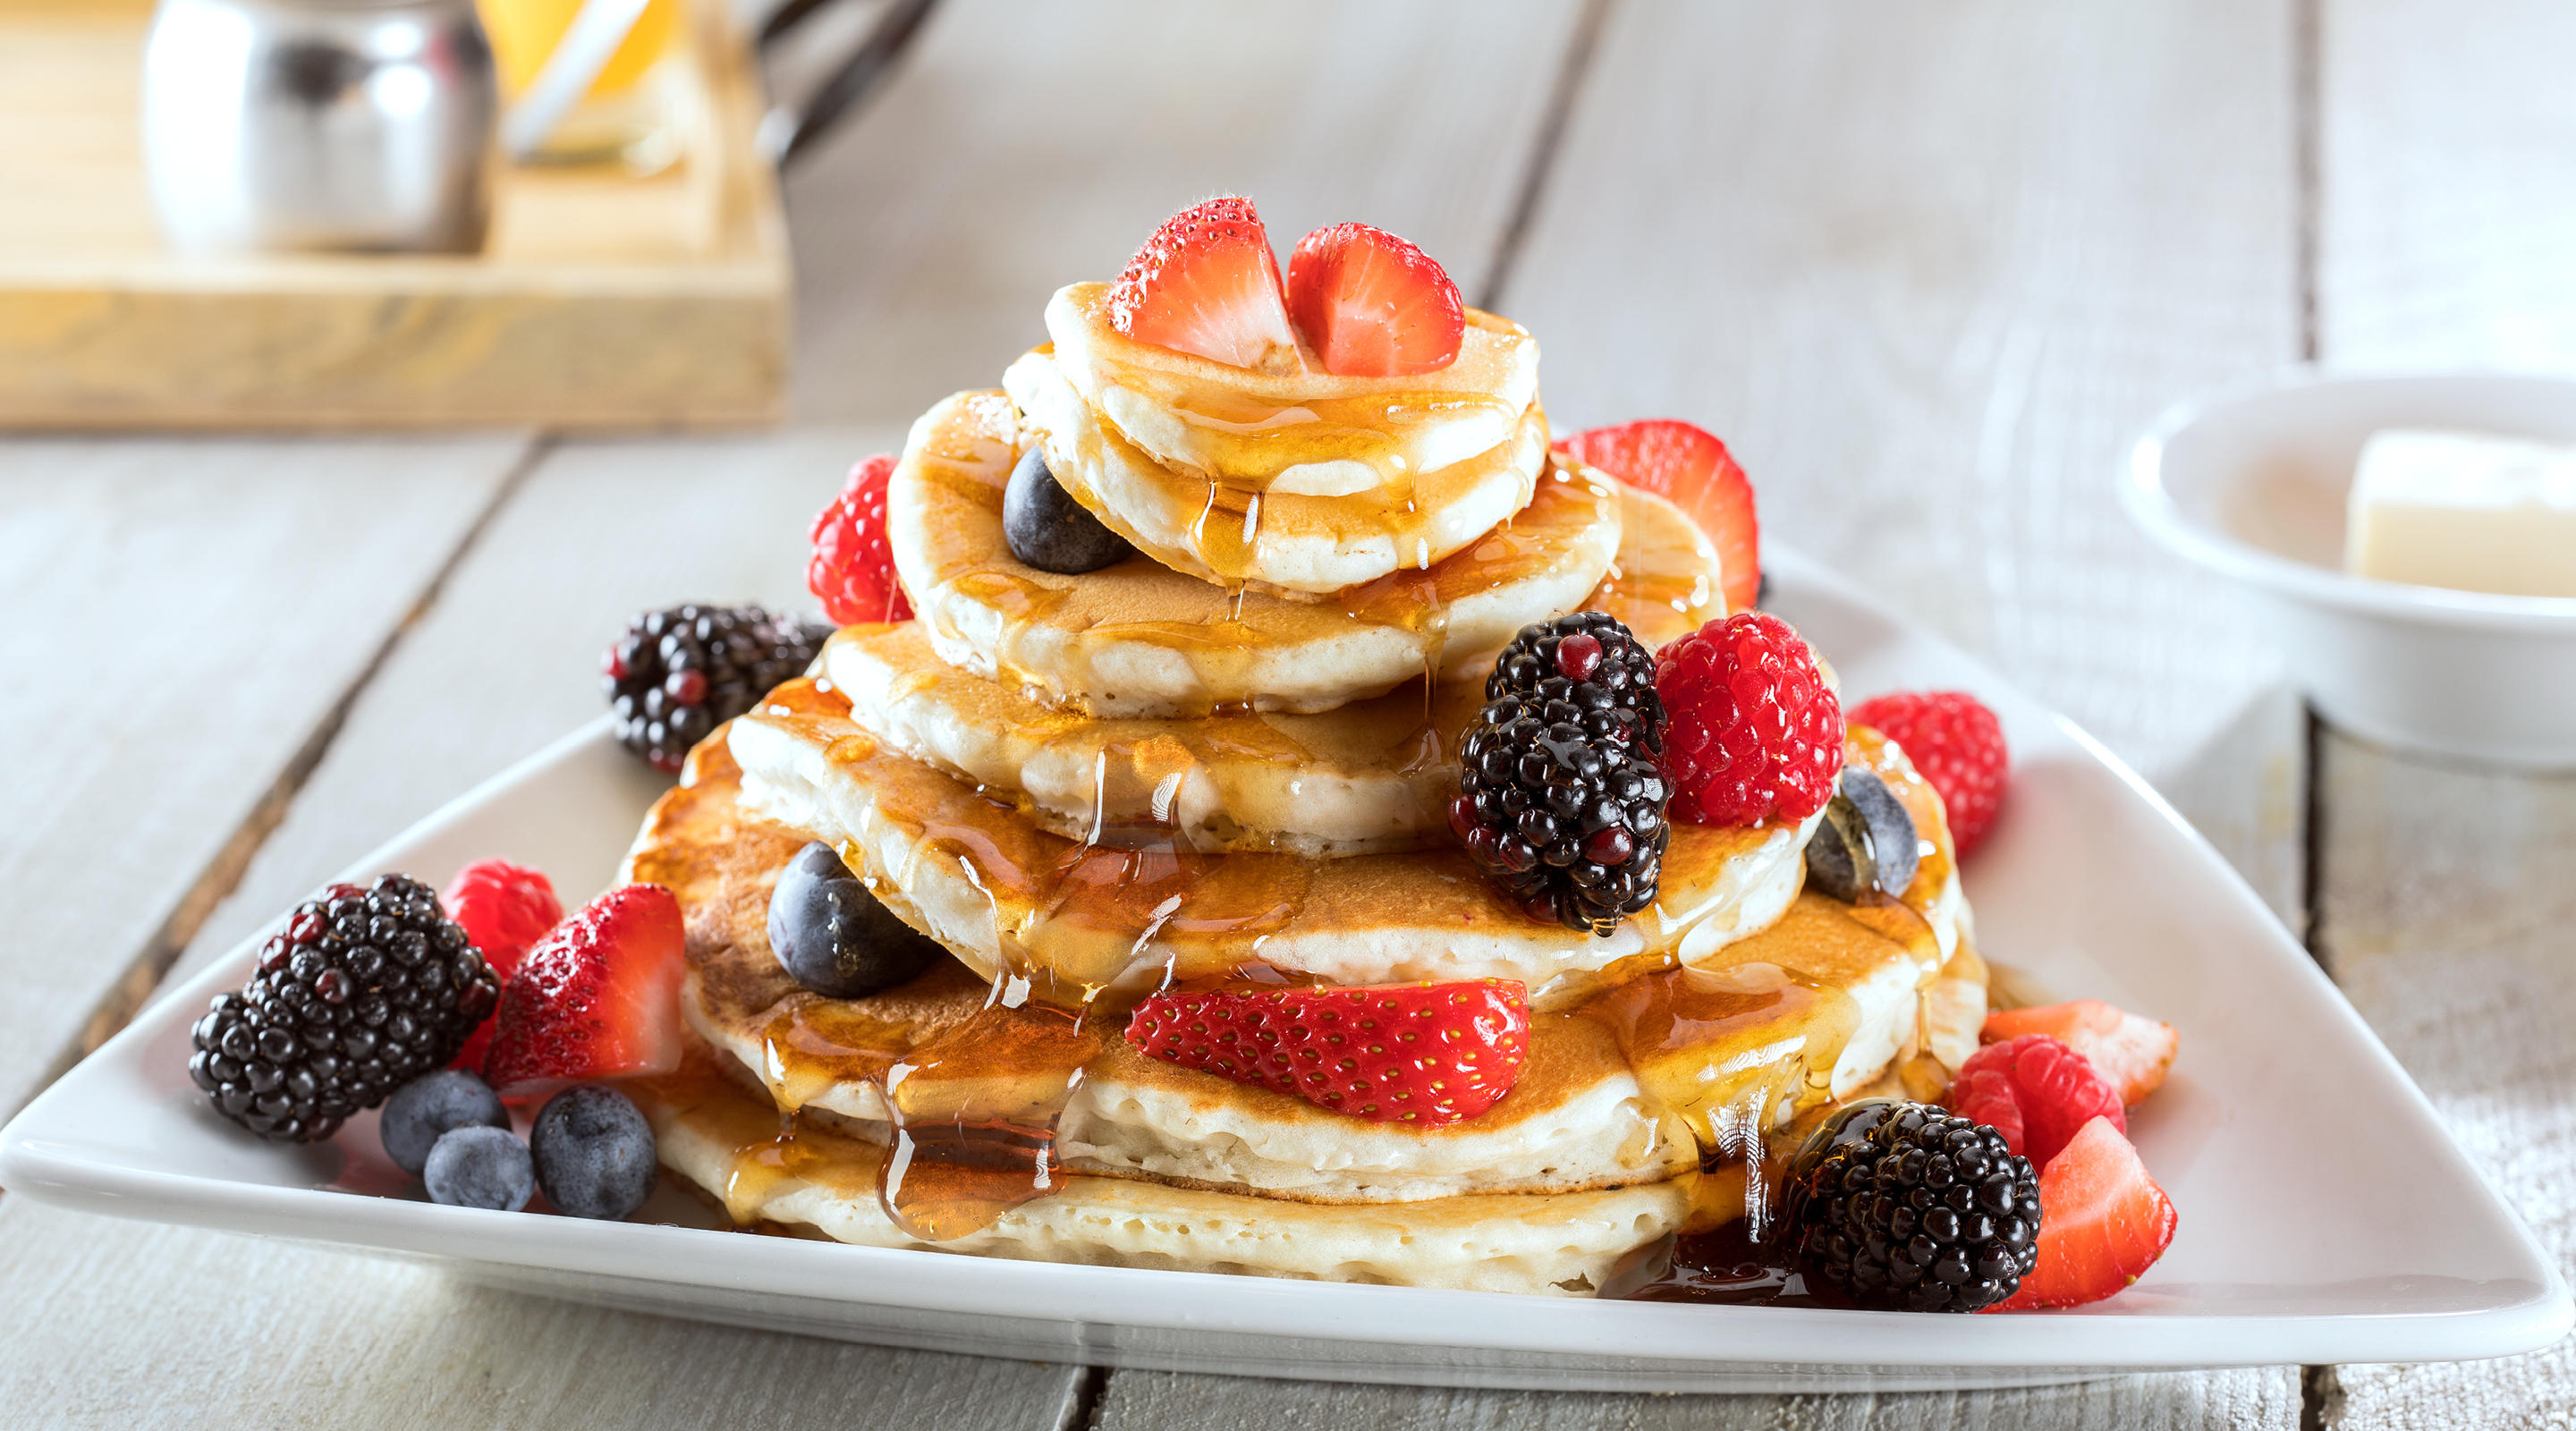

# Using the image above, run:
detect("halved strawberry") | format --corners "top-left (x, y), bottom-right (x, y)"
top-left (1125, 979), bottom-right (1529, 1125)
top-left (1284, 223), bottom-right (1465, 377)
top-left (1553, 420), bottom-right (1760, 612)
top-left (483, 884), bottom-right (685, 1098)
top-left (441, 859), bottom-right (563, 1072)
top-left (1982, 999), bottom-right (2179, 1106)
top-left (1989, 1115), bottom-right (2178, 1310)
top-left (1107, 196), bottom-right (1299, 369)
top-left (1950, 1033), bottom-right (2125, 1168)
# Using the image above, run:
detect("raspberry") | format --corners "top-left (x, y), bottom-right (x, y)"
top-left (1951, 1034), bottom-right (2126, 1168)
top-left (809, 454), bottom-right (912, 625)
top-left (1653, 612), bottom-right (1842, 827)
top-left (441, 859), bottom-right (563, 1071)
top-left (1848, 690), bottom-right (2008, 855)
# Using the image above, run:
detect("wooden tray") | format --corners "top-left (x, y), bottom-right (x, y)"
top-left (0, 0), bottom-right (789, 431)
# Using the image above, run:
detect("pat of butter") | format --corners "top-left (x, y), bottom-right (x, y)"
top-left (2344, 429), bottom-right (2576, 597)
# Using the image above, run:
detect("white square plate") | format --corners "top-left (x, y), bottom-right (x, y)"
top-left (4, 548), bottom-right (2565, 1394)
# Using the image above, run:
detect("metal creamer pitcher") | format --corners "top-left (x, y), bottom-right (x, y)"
top-left (143, 0), bottom-right (498, 255)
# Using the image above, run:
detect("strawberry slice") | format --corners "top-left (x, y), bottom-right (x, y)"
top-left (1982, 999), bottom-right (2179, 1106)
top-left (483, 884), bottom-right (685, 1098)
top-left (1553, 420), bottom-right (1760, 612)
top-left (1107, 196), bottom-right (1299, 369)
top-left (1950, 1033), bottom-right (2125, 1167)
top-left (440, 859), bottom-right (564, 1073)
top-left (1990, 1115), bottom-right (2178, 1310)
top-left (1125, 979), bottom-right (1529, 1125)
top-left (1284, 223), bottom-right (1465, 377)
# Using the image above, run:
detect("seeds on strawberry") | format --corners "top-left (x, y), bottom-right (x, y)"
top-left (483, 884), bottom-right (687, 1098)
top-left (1555, 420), bottom-right (1761, 612)
top-left (1107, 196), bottom-right (1299, 369)
top-left (1982, 999), bottom-right (2179, 1106)
top-left (1989, 1115), bottom-right (2177, 1311)
top-left (1123, 980), bottom-right (1530, 1125)
top-left (1284, 223), bottom-right (1465, 377)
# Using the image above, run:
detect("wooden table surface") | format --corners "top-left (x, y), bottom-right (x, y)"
top-left (3, 1), bottom-right (2569, 1426)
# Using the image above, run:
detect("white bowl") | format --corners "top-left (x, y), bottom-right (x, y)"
top-left (2124, 370), bottom-right (2576, 768)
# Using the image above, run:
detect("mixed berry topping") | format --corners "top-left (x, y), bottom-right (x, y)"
top-left (1654, 611), bottom-right (1842, 828)
top-left (1847, 690), bottom-right (2009, 856)
top-left (1125, 979), bottom-right (1530, 1126)
top-left (1285, 222), bottom-right (1466, 377)
top-left (190, 875), bottom-right (499, 1143)
top-left (1556, 419), bottom-right (1761, 613)
top-left (1004, 445), bottom-right (1134, 575)
top-left (1483, 610), bottom-right (1666, 754)
top-left (1949, 1034), bottom-right (2126, 1168)
top-left (483, 884), bottom-right (687, 1097)
top-left (1982, 999), bottom-right (2178, 1106)
top-left (605, 604), bottom-right (831, 773)
top-left (1455, 614), bottom-right (1673, 936)
top-left (1990, 1114), bottom-right (2178, 1310)
top-left (1803, 766), bottom-right (1919, 902)
top-left (809, 453), bottom-right (912, 625)
top-left (1787, 1100), bottom-right (2040, 1313)
top-left (767, 841), bottom-right (942, 998)
top-left (440, 858), bottom-right (562, 1072)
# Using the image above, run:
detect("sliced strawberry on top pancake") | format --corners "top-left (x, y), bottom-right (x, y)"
top-left (1285, 223), bottom-right (1466, 377)
top-left (1107, 196), bottom-right (1300, 370)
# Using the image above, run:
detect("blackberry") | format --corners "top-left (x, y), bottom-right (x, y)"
top-left (1786, 1100), bottom-right (2040, 1313)
top-left (1485, 612), bottom-right (1666, 758)
top-left (189, 876), bottom-right (500, 1144)
top-left (606, 604), bottom-right (832, 772)
top-left (1451, 690), bottom-right (1672, 937)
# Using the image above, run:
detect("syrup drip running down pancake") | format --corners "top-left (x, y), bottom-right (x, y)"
top-left (1026, 282), bottom-right (1546, 594)
top-left (886, 391), bottom-right (1626, 717)
top-left (726, 679), bottom-right (1844, 1003)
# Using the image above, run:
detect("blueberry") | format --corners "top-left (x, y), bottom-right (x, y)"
top-left (422, 1126), bottom-right (534, 1211)
top-left (767, 841), bottom-right (943, 997)
top-left (380, 1068), bottom-right (510, 1175)
top-left (1003, 445), bottom-right (1132, 574)
top-left (530, 1084), bottom-right (658, 1220)
top-left (1805, 766), bottom-right (1920, 902)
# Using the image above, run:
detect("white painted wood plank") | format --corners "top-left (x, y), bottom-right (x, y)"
top-left (0, 1198), bottom-right (1080, 1431)
top-left (2317, 2), bottom-right (2576, 1421)
top-left (780, 0), bottom-right (1587, 427)
top-left (2311, 735), bottom-right (2576, 1427)
top-left (1097, 1367), bottom-right (2301, 1431)
top-left (0, 435), bottom-right (526, 1119)
top-left (2320, 0), bottom-right (2576, 373)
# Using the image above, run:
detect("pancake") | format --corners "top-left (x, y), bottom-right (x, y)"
top-left (825, 622), bottom-right (1476, 858)
top-left (629, 731), bottom-right (1982, 1204)
top-left (1005, 344), bottom-right (1546, 595)
top-left (647, 1064), bottom-right (1694, 1297)
top-left (886, 390), bottom-right (1623, 717)
top-left (724, 680), bottom-right (1826, 1005)
top-left (1027, 283), bottom-right (1543, 594)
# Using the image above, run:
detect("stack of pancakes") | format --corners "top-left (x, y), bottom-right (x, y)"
top-left (623, 286), bottom-right (1990, 1296)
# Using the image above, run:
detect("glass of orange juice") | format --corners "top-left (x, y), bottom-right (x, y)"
top-left (479, 0), bottom-right (685, 171)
